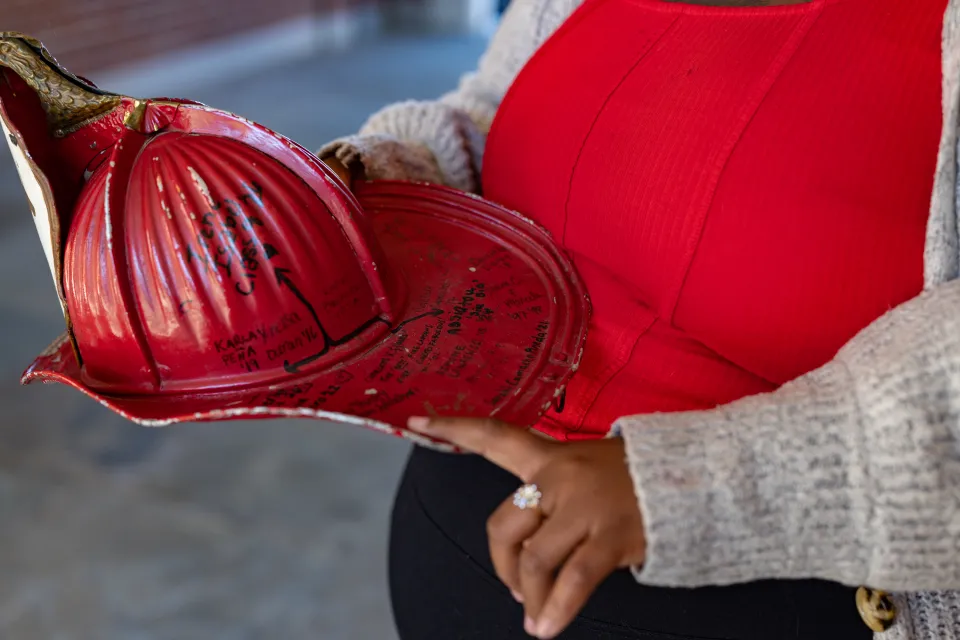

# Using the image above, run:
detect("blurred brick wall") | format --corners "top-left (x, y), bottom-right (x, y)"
top-left (6, 0), bottom-right (374, 75)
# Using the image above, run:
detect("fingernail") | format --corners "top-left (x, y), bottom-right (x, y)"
top-left (407, 417), bottom-right (430, 431)
top-left (535, 618), bottom-right (559, 639)
top-left (524, 616), bottom-right (537, 635)
top-left (511, 589), bottom-right (524, 603)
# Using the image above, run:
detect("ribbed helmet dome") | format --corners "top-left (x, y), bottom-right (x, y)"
top-left (65, 129), bottom-right (403, 394)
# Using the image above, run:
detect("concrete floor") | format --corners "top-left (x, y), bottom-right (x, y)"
top-left (0, 35), bottom-right (487, 640)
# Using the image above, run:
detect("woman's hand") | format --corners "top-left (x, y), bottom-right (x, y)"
top-left (407, 417), bottom-right (647, 639)
top-left (322, 156), bottom-right (354, 190)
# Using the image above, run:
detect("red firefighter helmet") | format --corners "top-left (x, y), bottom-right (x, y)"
top-left (1, 34), bottom-right (589, 449)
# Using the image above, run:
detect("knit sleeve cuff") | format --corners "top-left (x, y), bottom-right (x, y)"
top-left (617, 361), bottom-right (873, 589)
top-left (356, 100), bottom-right (484, 193)
top-left (318, 133), bottom-right (445, 186)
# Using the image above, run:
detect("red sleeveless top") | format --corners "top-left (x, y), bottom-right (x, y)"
top-left (482, 0), bottom-right (946, 440)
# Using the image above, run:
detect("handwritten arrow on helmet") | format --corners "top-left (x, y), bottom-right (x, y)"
top-left (275, 266), bottom-right (443, 375)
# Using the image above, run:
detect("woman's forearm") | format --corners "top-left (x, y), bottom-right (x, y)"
top-left (318, 0), bottom-right (577, 193)
top-left (619, 278), bottom-right (960, 592)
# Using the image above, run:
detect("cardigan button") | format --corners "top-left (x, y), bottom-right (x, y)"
top-left (856, 586), bottom-right (896, 632)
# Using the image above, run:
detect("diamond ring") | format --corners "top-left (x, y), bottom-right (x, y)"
top-left (513, 483), bottom-right (542, 510)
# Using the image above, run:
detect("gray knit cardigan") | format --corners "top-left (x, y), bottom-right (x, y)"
top-left (320, 1), bottom-right (960, 637)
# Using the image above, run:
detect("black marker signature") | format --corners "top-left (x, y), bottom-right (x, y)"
top-left (276, 267), bottom-right (443, 374)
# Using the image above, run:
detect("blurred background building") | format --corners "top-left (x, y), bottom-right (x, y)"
top-left (5, 0), bottom-right (499, 91)
top-left (0, 2), bottom-right (499, 638)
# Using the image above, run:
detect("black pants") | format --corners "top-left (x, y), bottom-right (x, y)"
top-left (388, 446), bottom-right (871, 640)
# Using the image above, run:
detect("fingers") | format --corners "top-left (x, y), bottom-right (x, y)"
top-left (532, 540), bottom-right (620, 639)
top-left (487, 493), bottom-right (545, 601)
top-left (408, 416), bottom-right (552, 481)
top-left (516, 516), bottom-right (588, 632)
top-left (322, 156), bottom-right (352, 189)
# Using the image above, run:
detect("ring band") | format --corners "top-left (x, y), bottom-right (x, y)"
top-left (513, 483), bottom-right (542, 510)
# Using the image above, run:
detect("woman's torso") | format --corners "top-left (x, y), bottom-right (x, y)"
top-left (482, 0), bottom-right (946, 439)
